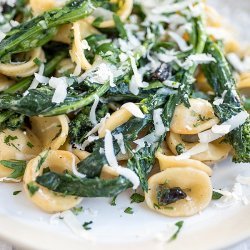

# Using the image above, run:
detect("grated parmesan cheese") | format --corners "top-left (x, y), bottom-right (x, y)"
top-left (104, 130), bottom-right (139, 189)
top-left (199, 111), bottom-right (249, 143)
top-left (49, 77), bottom-right (68, 104)
top-left (121, 102), bottom-right (145, 118)
top-left (176, 143), bottom-right (209, 160)
top-left (153, 108), bottom-right (166, 136)
top-left (89, 94), bottom-right (100, 125)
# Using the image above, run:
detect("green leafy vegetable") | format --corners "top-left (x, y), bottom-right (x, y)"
top-left (0, 160), bottom-right (26, 178)
top-left (27, 182), bottom-right (39, 196)
top-left (212, 191), bottom-right (223, 200)
top-left (169, 221), bottom-right (184, 241)
top-left (203, 41), bottom-right (250, 162)
top-left (83, 221), bottom-right (93, 230)
top-left (130, 193), bottom-right (145, 203)
top-left (13, 190), bottom-right (22, 195)
top-left (124, 207), bottom-right (133, 214)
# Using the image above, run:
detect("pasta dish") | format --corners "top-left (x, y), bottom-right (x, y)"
top-left (0, 0), bottom-right (249, 220)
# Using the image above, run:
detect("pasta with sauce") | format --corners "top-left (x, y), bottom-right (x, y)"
top-left (0, 0), bottom-right (249, 218)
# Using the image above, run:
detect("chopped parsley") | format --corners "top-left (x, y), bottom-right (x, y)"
top-left (212, 191), bottom-right (223, 200)
top-left (33, 57), bottom-right (42, 66)
top-left (92, 17), bottom-right (104, 27)
top-left (82, 221), bottom-right (93, 230)
top-left (4, 135), bottom-right (18, 146)
top-left (124, 207), bottom-right (133, 214)
top-left (176, 143), bottom-right (185, 155)
top-left (27, 182), bottom-right (39, 196)
top-left (13, 190), bottom-right (22, 195)
top-left (169, 221), bottom-right (184, 241)
top-left (113, 14), bottom-right (127, 39)
top-left (36, 151), bottom-right (49, 171)
top-left (27, 141), bottom-right (34, 148)
top-left (110, 196), bottom-right (117, 206)
top-left (130, 193), bottom-right (145, 204)
top-left (71, 206), bottom-right (83, 215)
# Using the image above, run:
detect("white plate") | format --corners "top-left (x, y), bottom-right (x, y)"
top-left (1, 1), bottom-right (250, 250)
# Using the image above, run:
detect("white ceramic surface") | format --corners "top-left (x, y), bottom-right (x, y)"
top-left (0, 1), bottom-right (250, 250)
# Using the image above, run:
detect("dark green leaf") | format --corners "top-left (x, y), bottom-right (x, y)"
top-left (124, 207), bottom-right (133, 214)
top-left (130, 193), bottom-right (145, 203)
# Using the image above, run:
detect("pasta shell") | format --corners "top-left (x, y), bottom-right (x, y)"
top-left (0, 129), bottom-right (41, 179)
top-left (98, 108), bottom-right (132, 138)
top-left (145, 168), bottom-right (212, 217)
top-left (170, 98), bottom-right (219, 135)
top-left (155, 152), bottom-right (213, 176)
top-left (0, 48), bottom-right (45, 78)
top-left (23, 150), bottom-right (82, 213)
top-left (30, 115), bottom-right (69, 150)
top-left (167, 132), bottom-right (231, 163)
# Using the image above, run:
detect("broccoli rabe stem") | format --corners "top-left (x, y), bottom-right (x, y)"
top-left (0, 0), bottom-right (102, 61)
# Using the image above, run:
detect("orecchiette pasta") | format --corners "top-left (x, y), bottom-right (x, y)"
top-left (0, 48), bottom-right (45, 78)
top-left (30, 0), bottom-right (66, 15)
top-left (98, 107), bottom-right (132, 138)
top-left (0, 74), bottom-right (15, 91)
top-left (145, 168), bottom-right (213, 217)
top-left (155, 151), bottom-right (213, 176)
top-left (23, 150), bottom-right (82, 213)
top-left (30, 115), bottom-right (69, 150)
top-left (70, 20), bottom-right (100, 71)
top-left (170, 98), bottom-right (219, 135)
top-left (167, 132), bottom-right (231, 163)
top-left (0, 129), bottom-right (41, 180)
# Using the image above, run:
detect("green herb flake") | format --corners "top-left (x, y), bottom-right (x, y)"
top-left (27, 182), bottom-right (39, 196)
top-left (212, 191), bottom-right (223, 200)
top-left (27, 141), bottom-right (34, 148)
top-left (36, 151), bottom-right (49, 171)
top-left (110, 196), bottom-right (117, 206)
top-left (4, 135), bottom-right (18, 146)
top-left (169, 221), bottom-right (184, 241)
top-left (71, 206), bottom-right (83, 215)
top-left (124, 207), bottom-right (133, 214)
top-left (33, 58), bottom-right (42, 66)
top-left (130, 193), bottom-right (145, 204)
top-left (176, 143), bottom-right (185, 155)
top-left (13, 190), bottom-right (22, 195)
top-left (92, 17), bottom-right (104, 27)
top-left (82, 221), bottom-right (93, 230)
top-left (113, 14), bottom-right (127, 39)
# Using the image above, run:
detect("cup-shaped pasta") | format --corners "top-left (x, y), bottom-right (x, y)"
top-left (237, 73), bottom-right (250, 106)
top-left (86, 0), bottom-right (133, 28)
top-left (23, 150), bottom-right (82, 213)
top-left (0, 129), bottom-right (41, 179)
top-left (0, 74), bottom-right (15, 91)
top-left (0, 48), bottom-right (45, 78)
top-left (155, 152), bottom-right (213, 176)
top-left (170, 98), bottom-right (219, 135)
top-left (205, 5), bottom-right (240, 54)
top-left (167, 132), bottom-right (231, 164)
top-left (70, 20), bottom-right (100, 71)
top-left (145, 168), bottom-right (212, 217)
top-left (30, 0), bottom-right (66, 15)
top-left (30, 115), bottom-right (69, 150)
top-left (98, 108), bottom-right (132, 138)
top-left (53, 24), bottom-right (72, 45)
